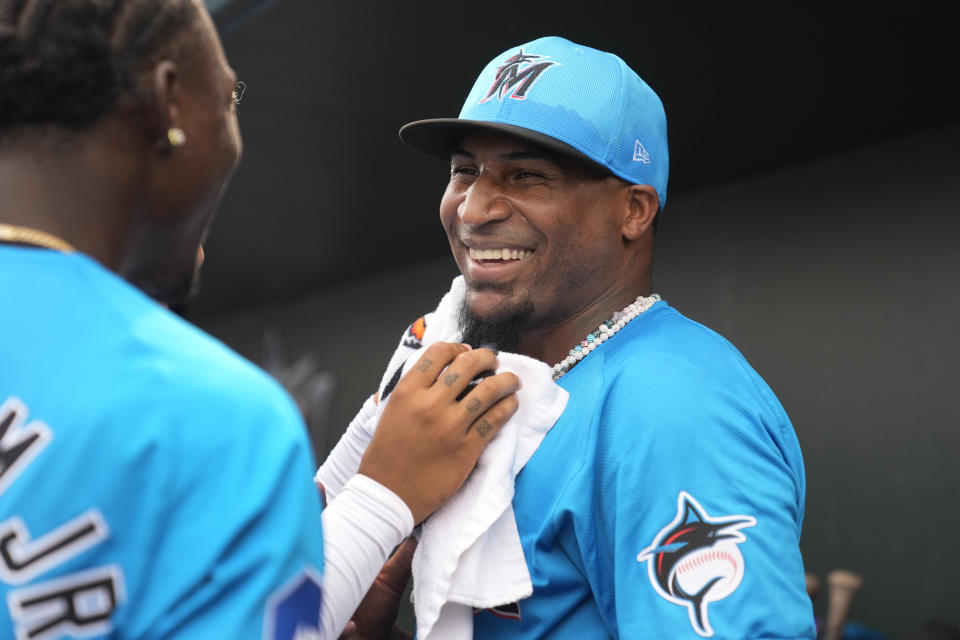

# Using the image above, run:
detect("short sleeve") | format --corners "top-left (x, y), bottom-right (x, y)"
top-left (585, 347), bottom-right (816, 639)
top-left (140, 370), bottom-right (326, 639)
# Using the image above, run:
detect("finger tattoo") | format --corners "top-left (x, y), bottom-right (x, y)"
top-left (466, 398), bottom-right (482, 412)
top-left (417, 358), bottom-right (434, 372)
top-left (443, 373), bottom-right (460, 387)
top-left (476, 420), bottom-right (492, 437)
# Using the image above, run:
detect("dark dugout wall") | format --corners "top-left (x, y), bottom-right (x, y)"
top-left (194, 0), bottom-right (959, 315)
top-left (196, 125), bottom-right (960, 636)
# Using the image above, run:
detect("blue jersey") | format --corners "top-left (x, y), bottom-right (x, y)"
top-left (0, 248), bottom-right (325, 639)
top-left (472, 301), bottom-right (815, 639)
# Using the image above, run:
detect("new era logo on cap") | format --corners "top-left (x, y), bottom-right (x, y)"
top-left (633, 140), bottom-right (651, 163)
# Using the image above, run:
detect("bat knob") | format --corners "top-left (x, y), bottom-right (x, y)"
top-left (827, 569), bottom-right (863, 593)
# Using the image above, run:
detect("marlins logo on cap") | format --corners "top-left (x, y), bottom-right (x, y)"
top-left (479, 51), bottom-right (558, 103)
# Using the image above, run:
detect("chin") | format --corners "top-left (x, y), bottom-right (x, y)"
top-left (162, 272), bottom-right (202, 315)
top-left (125, 265), bottom-right (201, 313)
top-left (458, 290), bottom-right (534, 354)
top-left (463, 284), bottom-right (521, 320)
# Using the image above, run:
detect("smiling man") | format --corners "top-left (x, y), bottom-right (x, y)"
top-left (441, 131), bottom-right (648, 363)
top-left (382, 37), bottom-right (818, 638)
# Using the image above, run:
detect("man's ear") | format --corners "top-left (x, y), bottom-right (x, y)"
top-left (144, 61), bottom-right (182, 148)
top-left (621, 184), bottom-right (659, 241)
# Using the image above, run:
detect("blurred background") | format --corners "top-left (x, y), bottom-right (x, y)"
top-left (196, 1), bottom-right (959, 636)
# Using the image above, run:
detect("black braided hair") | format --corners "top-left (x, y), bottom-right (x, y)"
top-left (0, 0), bottom-right (200, 136)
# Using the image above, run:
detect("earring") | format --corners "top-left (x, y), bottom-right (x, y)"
top-left (167, 127), bottom-right (186, 147)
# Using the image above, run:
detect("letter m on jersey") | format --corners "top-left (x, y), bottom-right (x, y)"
top-left (0, 397), bottom-right (52, 498)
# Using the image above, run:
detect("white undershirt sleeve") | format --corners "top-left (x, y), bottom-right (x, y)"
top-left (314, 395), bottom-right (378, 501)
top-left (319, 473), bottom-right (415, 638)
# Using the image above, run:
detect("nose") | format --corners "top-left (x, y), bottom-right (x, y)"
top-left (457, 174), bottom-right (512, 227)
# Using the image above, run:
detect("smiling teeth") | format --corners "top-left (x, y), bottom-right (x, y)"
top-left (469, 248), bottom-right (529, 260)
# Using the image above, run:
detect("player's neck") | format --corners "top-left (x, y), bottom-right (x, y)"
top-left (516, 276), bottom-right (654, 367)
top-left (0, 138), bottom-right (141, 269)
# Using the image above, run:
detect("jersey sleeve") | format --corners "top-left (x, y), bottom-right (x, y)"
top-left (140, 369), bottom-right (326, 639)
top-left (583, 344), bottom-right (816, 639)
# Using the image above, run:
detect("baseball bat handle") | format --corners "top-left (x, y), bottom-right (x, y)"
top-left (822, 569), bottom-right (863, 640)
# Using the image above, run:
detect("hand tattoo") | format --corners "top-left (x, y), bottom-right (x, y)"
top-left (417, 358), bottom-right (434, 372)
top-left (476, 420), bottom-right (492, 437)
top-left (443, 373), bottom-right (460, 387)
top-left (466, 398), bottom-right (482, 412)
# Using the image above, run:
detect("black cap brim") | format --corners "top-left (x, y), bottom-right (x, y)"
top-left (399, 118), bottom-right (608, 174)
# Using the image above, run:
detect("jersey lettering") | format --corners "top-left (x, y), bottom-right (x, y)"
top-left (0, 398), bottom-right (124, 637)
top-left (0, 511), bottom-right (109, 584)
top-left (0, 397), bottom-right (53, 498)
top-left (7, 565), bottom-right (125, 640)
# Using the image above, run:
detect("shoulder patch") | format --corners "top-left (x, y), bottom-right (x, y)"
top-left (636, 492), bottom-right (756, 637)
top-left (263, 567), bottom-right (322, 640)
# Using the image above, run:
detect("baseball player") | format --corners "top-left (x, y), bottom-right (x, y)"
top-left (0, 1), bottom-right (517, 638)
top-left (350, 37), bottom-right (817, 638)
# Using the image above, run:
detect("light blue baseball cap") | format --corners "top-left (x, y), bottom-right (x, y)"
top-left (400, 36), bottom-right (669, 210)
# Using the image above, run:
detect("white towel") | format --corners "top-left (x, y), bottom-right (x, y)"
top-left (315, 276), bottom-right (568, 640)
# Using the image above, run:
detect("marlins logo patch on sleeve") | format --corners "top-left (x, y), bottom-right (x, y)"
top-left (636, 492), bottom-right (756, 637)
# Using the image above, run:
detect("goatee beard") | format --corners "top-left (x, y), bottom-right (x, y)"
top-left (457, 297), bottom-right (533, 354)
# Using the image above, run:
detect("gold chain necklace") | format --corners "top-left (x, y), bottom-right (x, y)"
top-left (0, 224), bottom-right (76, 252)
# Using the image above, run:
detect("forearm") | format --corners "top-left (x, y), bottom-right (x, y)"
top-left (315, 394), bottom-right (378, 501)
top-left (319, 474), bottom-right (414, 638)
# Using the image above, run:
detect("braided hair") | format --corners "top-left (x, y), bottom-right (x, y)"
top-left (0, 0), bottom-right (200, 136)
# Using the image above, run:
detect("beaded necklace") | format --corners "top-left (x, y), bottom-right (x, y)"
top-left (0, 224), bottom-right (75, 253)
top-left (551, 294), bottom-right (660, 380)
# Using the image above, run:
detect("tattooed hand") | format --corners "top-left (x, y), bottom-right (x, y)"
top-left (357, 343), bottom-right (520, 524)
